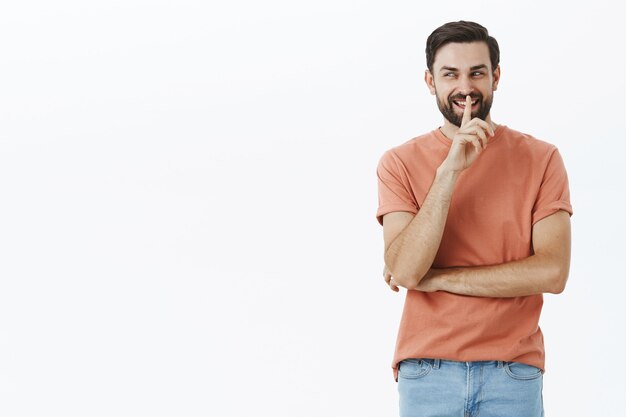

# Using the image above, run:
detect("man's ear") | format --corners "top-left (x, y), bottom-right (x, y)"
top-left (424, 70), bottom-right (436, 95)
top-left (492, 65), bottom-right (501, 91)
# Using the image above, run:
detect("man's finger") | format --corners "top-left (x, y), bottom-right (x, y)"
top-left (461, 95), bottom-right (472, 126)
top-left (471, 125), bottom-right (488, 149)
top-left (383, 265), bottom-right (399, 291)
top-left (462, 118), bottom-right (493, 136)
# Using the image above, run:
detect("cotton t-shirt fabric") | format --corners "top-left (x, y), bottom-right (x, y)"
top-left (375, 124), bottom-right (573, 382)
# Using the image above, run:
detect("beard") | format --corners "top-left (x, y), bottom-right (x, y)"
top-left (436, 90), bottom-right (493, 127)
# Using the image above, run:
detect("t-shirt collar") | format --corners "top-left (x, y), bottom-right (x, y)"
top-left (434, 124), bottom-right (507, 147)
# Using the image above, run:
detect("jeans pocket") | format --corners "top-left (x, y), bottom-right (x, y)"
top-left (504, 361), bottom-right (543, 380)
top-left (398, 358), bottom-right (433, 379)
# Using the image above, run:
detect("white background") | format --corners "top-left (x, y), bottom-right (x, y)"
top-left (0, 1), bottom-right (624, 416)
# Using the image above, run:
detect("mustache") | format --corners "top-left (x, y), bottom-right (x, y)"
top-left (449, 94), bottom-right (482, 101)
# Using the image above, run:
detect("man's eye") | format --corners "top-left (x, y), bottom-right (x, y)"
top-left (472, 72), bottom-right (484, 76)
top-left (445, 73), bottom-right (455, 77)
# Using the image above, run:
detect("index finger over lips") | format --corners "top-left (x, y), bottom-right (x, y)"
top-left (461, 95), bottom-right (472, 126)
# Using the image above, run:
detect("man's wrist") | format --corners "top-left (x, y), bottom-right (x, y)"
top-left (436, 163), bottom-right (462, 179)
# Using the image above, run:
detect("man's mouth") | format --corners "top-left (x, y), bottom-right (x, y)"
top-left (452, 98), bottom-right (480, 111)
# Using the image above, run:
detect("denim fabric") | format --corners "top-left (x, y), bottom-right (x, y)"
top-left (398, 358), bottom-right (544, 417)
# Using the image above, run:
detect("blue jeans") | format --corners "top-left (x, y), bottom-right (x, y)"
top-left (398, 358), bottom-right (544, 417)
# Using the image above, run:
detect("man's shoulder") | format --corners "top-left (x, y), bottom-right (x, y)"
top-left (380, 129), bottom-right (440, 160)
top-left (500, 125), bottom-right (557, 152)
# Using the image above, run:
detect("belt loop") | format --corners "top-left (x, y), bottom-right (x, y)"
top-left (497, 360), bottom-right (503, 368)
top-left (433, 359), bottom-right (440, 369)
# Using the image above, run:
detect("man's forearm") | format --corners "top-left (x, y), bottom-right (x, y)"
top-left (418, 253), bottom-right (565, 297)
top-left (385, 166), bottom-right (460, 288)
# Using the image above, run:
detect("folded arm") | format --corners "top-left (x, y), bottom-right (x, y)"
top-left (413, 210), bottom-right (571, 297)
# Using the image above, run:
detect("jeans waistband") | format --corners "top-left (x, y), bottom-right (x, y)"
top-left (427, 359), bottom-right (505, 369)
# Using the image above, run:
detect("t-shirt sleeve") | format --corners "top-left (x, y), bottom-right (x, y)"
top-left (531, 147), bottom-right (573, 226)
top-left (376, 150), bottom-right (418, 226)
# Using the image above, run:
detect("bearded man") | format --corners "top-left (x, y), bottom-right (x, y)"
top-left (376, 20), bottom-right (572, 417)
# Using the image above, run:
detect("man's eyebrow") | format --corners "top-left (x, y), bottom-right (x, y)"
top-left (439, 64), bottom-right (488, 72)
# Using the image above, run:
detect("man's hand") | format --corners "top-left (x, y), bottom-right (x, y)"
top-left (442, 95), bottom-right (495, 172)
top-left (383, 264), bottom-right (400, 292)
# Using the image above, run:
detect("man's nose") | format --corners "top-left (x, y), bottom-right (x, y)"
top-left (457, 75), bottom-right (475, 96)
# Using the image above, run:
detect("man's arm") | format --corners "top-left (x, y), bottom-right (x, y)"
top-left (383, 97), bottom-right (494, 289)
top-left (413, 210), bottom-right (571, 297)
top-left (383, 167), bottom-right (460, 289)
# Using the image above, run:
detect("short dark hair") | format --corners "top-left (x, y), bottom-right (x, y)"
top-left (425, 21), bottom-right (500, 74)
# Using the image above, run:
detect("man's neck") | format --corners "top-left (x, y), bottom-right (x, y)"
top-left (439, 115), bottom-right (498, 141)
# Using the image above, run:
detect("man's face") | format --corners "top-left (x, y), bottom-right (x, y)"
top-left (425, 41), bottom-right (500, 127)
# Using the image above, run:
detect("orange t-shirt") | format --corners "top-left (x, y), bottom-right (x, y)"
top-left (375, 124), bottom-right (573, 382)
